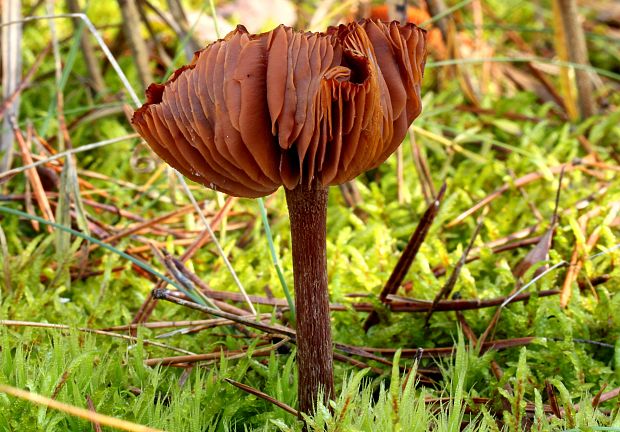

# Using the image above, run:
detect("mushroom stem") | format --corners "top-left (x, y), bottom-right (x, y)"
top-left (285, 180), bottom-right (334, 417)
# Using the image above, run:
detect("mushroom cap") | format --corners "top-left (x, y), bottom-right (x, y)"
top-left (132, 19), bottom-right (427, 198)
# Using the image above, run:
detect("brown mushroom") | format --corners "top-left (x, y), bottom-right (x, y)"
top-left (132, 19), bottom-right (427, 417)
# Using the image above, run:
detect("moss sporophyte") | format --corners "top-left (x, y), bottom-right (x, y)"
top-left (131, 19), bottom-right (427, 418)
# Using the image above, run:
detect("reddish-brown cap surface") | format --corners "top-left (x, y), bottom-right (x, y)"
top-left (132, 19), bottom-right (427, 197)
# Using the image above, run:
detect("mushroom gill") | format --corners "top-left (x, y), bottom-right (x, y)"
top-left (131, 19), bottom-right (427, 198)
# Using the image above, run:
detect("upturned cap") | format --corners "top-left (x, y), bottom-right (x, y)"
top-left (132, 19), bottom-right (427, 197)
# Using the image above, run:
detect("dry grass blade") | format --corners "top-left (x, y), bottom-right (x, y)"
top-left (0, 134), bottom-right (140, 181)
top-left (546, 380), bottom-right (562, 419)
top-left (92, 201), bottom-right (204, 248)
top-left (482, 3), bottom-right (569, 117)
top-left (432, 234), bottom-right (541, 277)
top-left (0, 219), bottom-right (11, 290)
top-left (176, 175), bottom-right (257, 316)
top-left (551, 0), bottom-right (579, 120)
top-left (593, 386), bottom-right (620, 407)
top-left (224, 378), bottom-right (299, 417)
top-left (364, 183), bottom-right (447, 330)
top-left (149, 244), bottom-right (252, 316)
top-left (11, 120), bottom-right (55, 230)
top-left (561, 203), bottom-right (620, 307)
top-left (51, 369), bottom-right (71, 400)
top-left (555, 0), bottom-right (596, 118)
top-left (0, 384), bottom-right (165, 432)
top-left (477, 261), bottom-right (567, 347)
top-left (409, 128), bottom-right (436, 205)
top-left (512, 227), bottom-right (555, 280)
top-left (591, 384), bottom-right (608, 410)
top-left (0, 223), bottom-right (10, 291)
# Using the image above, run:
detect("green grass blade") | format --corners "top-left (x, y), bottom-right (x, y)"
top-left (257, 198), bottom-right (295, 321)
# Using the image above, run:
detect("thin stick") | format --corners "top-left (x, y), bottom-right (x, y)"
top-left (152, 289), bottom-right (295, 338)
top-left (224, 378), bottom-right (298, 417)
top-left (355, 336), bottom-right (536, 358)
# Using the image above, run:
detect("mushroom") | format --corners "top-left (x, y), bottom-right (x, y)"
top-left (132, 19), bottom-right (427, 417)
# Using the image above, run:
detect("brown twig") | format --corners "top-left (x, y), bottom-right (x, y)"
top-left (332, 352), bottom-right (384, 375)
top-left (144, 337), bottom-right (290, 367)
top-left (224, 378), bottom-right (299, 417)
top-left (364, 183), bottom-right (446, 330)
